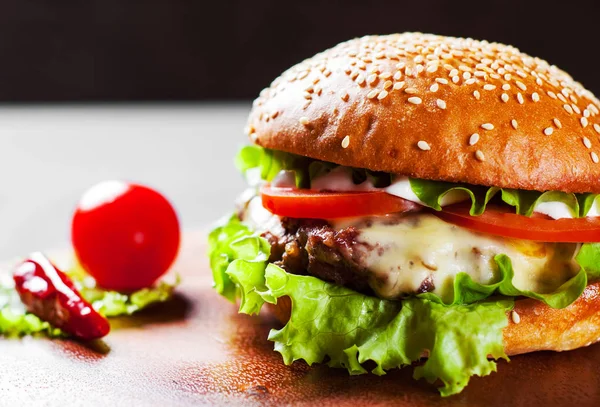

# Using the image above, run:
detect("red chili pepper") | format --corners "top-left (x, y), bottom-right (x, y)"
top-left (13, 252), bottom-right (110, 340)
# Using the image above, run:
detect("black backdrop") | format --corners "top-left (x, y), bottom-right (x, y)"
top-left (2, 0), bottom-right (599, 101)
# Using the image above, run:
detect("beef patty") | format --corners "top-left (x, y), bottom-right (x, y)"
top-left (261, 218), bottom-right (375, 295)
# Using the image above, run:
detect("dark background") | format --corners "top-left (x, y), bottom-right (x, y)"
top-left (2, 0), bottom-right (600, 102)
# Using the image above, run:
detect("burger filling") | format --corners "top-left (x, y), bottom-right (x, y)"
top-left (211, 145), bottom-right (600, 397)
top-left (242, 196), bottom-right (579, 302)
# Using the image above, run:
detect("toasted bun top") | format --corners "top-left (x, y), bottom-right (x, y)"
top-left (246, 33), bottom-right (600, 193)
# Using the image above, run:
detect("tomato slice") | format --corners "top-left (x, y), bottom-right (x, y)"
top-left (436, 203), bottom-right (600, 242)
top-left (260, 186), bottom-right (419, 219)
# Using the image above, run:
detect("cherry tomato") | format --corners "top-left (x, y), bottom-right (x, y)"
top-left (260, 186), bottom-right (420, 219)
top-left (71, 181), bottom-right (180, 291)
top-left (436, 203), bottom-right (600, 242)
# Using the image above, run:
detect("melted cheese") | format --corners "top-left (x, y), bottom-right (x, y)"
top-left (332, 213), bottom-right (579, 301)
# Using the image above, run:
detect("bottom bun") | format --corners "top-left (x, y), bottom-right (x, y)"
top-left (266, 282), bottom-right (600, 356)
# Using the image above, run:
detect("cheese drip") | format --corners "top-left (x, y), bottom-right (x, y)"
top-left (332, 213), bottom-right (579, 301)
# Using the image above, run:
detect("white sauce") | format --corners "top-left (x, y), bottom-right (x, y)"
top-left (311, 167), bottom-right (376, 192)
top-left (587, 198), bottom-right (600, 217)
top-left (332, 213), bottom-right (579, 301)
top-left (243, 196), bottom-right (286, 238)
top-left (272, 170), bottom-right (296, 188)
top-left (533, 201), bottom-right (577, 219)
top-left (245, 167), bottom-right (263, 187)
top-left (384, 177), bottom-right (427, 205)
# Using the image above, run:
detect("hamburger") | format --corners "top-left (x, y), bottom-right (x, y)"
top-left (208, 33), bottom-right (600, 396)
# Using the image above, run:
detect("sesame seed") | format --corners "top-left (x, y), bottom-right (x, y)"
top-left (504, 73), bottom-right (512, 81)
top-left (532, 92), bottom-right (540, 102)
top-left (584, 136), bottom-right (592, 149)
top-left (517, 93), bottom-right (524, 104)
top-left (592, 152), bottom-right (599, 164)
top-left (572, 104), bottom-right (582, 114)
top-left (271, 111), bottom-right (279, 119)
top-left (303, 92), bottom-right (312, 99)
top-left (377, 90), bottom-right (389, 100)
top-left (324, 69), bottom-right (332, 77)
top-left (511, 311), bottom-right (521, 324)
top-left (379, 72), bottom-right (392, 80)
top-left (553, 118), bottom-right (562, 129)
top-left (501, 93), bottom-right (509, 103)
top-left (341, 136), bottom-right (350, 148)
top-left (469, 133), bottom-right (480, 145)
top-left (429, 83), bottom-right (439, 93)
top-left (463, 71), bottom-right (472, 80)
top-left (426, 64), bottom-right (439, 73)
top-left (544, 127), bottom-right (554, 136)
top-left (367, 74), bottom-right (378, 85)
top-left (511, 119), bottom-right (519, 129)
top-left (584, 109), bottom-right (591, 118)
top-left (483, 84), bottom-right (496, 91)
top-left (557, 93), bottom-right (567, 103)
top-left (393, 81), bottom-right (406, 91)
top-left (502, 84), bottom-right (511, 91)
top-left (473, 90), bottom-right (481, 100)
top-left (408, 96), bottom-right (423, 105)
top-left (581, 117), bottom-right (589, 128)
top-left (474, 71), bottom-right (487, 77)
top-left (341, 91), bottom-right (349, 102)
top-left (383, 80), bottom-right (393, 90)
top-left (594, 124), bottom-right (600, 134)
top-left (475, 150), bottom-right (486, 161)
top-left (436, 77), bottom-right (449, 84)
top-left (299, 116), bottom-right (310, 125)
top-left (452, 75), bottom-right (460, 83)
top-left (536, 78), bottom-right (543, 86)
top-left (405, 67), bottom-right (412, 76)
top-left (417, 140), bottom-right (430, 151)
top-left (564, 104), bottom-right (574, 114)
top-left (547, 91), bottom-right (557, 99)
top-left (450, 69), bottom-right (459, 77)
top-left (481, 123), bottom-right (494, 130)
top-left (561, 88), bottom-right (570, 97)
top-left (436, 99), bottom-right (447, 109)
top-left (393, 71), bottom-right (403, 80)
top-left (356, 74), bottom-right (366, 86)
top-left (367, 89), bottom-right (379, 99)
top-left (405, 87), bottom-right (418, 94)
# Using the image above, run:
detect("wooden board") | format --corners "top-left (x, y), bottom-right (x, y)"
top-left (2, 230), bottom-right (600, 406)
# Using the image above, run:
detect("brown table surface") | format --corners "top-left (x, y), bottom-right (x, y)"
top-left (2, 230), bottom-right (600, 406)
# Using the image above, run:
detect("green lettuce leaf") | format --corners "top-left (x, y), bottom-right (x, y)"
top-left (209, 214), bottom-right (515, 396)
top-left (575, 243), bottom-right (600, 280)
top-left (0, 264), bottom-right (179, 337)
top-left (0, 276), bottom-right (63, 337)
top-left (419, 254), bottom-right (588, 309)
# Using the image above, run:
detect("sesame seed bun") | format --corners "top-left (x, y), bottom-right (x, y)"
top-left (267, 281), bottom-right (600, 356)
top-left (247, 33), bottom-right (600, 193)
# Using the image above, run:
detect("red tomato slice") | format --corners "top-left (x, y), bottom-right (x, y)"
top-left (436, 203), bottom-right (600, 242)
top-left (260, 186), bottom-right (419, 219)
